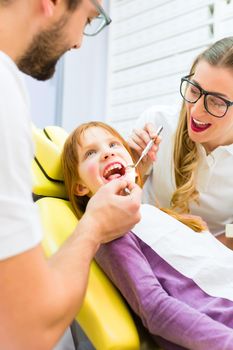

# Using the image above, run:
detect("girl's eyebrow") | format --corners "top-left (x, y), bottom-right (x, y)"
top-left (83, 136), bottom-right (119, 148)
top-left (80, 136), bottom-right (121, 153)
top-left (81, 143), bottom-right (96, 151)
top-left (106, 136), bottom-right (121, 142)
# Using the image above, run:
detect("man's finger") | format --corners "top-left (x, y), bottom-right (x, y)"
top-left (105, 178), bottom-right (128, 193)
top-left (125, 182), bottom-right (142, 199)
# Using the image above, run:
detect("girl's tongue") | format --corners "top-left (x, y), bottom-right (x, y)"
top-left (107, 173), bottom-right (122, 181)
top-left (103, 163), bottom-right (136, 182)
top-left (103, 163), bottom-right (126, 181)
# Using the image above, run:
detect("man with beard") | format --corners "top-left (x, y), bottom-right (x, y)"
top-left (0, 1), bottom-right (142, 349)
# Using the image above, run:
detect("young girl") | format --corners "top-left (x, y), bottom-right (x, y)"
top-left (128, 36), bottom-right (233, 249)
top-left (62, 121), bottom-right (233, 350)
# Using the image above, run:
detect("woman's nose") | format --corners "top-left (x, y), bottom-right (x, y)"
top-left (191, 95), bottom-right (207, 114)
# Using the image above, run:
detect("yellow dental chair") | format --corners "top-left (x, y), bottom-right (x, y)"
top-left (32, 125), bottom-right (141, 350)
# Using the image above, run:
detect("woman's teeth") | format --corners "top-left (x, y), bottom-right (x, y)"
top-left (193, 118), bottom-right (209, 126)
top-left (191, 117), bottom-right (211, 132)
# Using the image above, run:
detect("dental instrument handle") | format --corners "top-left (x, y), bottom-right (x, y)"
top-left (134, 125), bottom-right (163, 168)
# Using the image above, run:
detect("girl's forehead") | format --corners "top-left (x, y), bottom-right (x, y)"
top-left (80, 126), bottom-right (115, 143)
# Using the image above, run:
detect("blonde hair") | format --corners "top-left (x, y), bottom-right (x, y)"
top-left (62, 121), bottom-right (205, 232)
top-left (172, 36), bottom-right (233, 213)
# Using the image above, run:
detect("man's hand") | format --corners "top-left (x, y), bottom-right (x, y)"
top-left (81, 179), bottom-right (142, 245)
top-left (128, 122), bottom-right (161, 178)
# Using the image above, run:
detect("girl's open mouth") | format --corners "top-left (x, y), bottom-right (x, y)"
top-left (103, 162), bottom-right (126, 181)
top-left (191, 117), bottom-right (211, 133)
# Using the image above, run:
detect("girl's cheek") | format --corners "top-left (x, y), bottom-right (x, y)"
top-left (87, 162), bottom-right (99, 178)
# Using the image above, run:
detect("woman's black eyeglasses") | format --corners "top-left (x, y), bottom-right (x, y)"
top-left (180, 74), bottom-right (233, 118)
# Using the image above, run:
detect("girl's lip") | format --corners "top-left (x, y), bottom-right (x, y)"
top-left (190, 116), bottom-right (211, 133)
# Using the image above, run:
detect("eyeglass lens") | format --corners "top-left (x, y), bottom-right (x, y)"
top-left (181, 80), bottom-right (228, 117)
top-left (84, 15), bottom-right (106, 36)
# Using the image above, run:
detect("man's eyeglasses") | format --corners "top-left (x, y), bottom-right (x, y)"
top-left (84, 0), bottom-right (112, 36)
top-left (180, 74), bottom-right (233, 118)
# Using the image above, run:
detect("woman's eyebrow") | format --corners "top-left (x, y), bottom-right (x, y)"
top-left (192, 78), bottom-right (229, 98)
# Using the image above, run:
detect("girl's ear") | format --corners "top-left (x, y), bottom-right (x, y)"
top-left (74, 182), bottom-right (90, 196)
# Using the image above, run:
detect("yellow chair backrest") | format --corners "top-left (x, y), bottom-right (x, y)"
top-left (32, 125), bottom-right (67, 198)
top-left (32, 125), bottom-right (140, 350)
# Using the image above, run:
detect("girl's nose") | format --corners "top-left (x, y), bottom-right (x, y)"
top-left (104, 152), bottom-right (115, 159)
top-left (102, 149), bottom-right (115, 160)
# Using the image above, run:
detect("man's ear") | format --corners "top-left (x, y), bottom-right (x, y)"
top-left (74, 182), bottom-right (90, 196)
top-left (41, 0), bottom-right (56, 17)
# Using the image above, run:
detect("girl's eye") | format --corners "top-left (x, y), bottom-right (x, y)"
top-left (109, 141), bottom-right (121, 148)
top-left (109, 142), bottom-right (117, 148)
top-left (85, 149), bottom-right (96, 158)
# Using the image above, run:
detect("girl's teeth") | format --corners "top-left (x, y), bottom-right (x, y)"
top-left (104, 163), bottom-right (122, 177)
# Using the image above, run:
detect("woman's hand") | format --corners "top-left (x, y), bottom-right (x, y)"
top-left (128, 122), bottom-right (161, 179)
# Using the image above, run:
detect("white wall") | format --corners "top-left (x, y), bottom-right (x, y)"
top-left (61, 26), bottom-right (109, 131)
top-left (107, 0), bottom-right (233, 137)
top-left (24, 72), bottom-right (58, 128)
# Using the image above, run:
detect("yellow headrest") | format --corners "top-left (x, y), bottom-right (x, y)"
top-left (43, 126), bottom-right (68, 148)
top-left (32, 125), bottom-right (68, 198)
top-left (32, 126), bottom-right (68, 181)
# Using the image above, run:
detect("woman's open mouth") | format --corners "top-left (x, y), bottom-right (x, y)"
top-left (103, 162), bottom-right (126, 181)
top-left (191, 117), bottom-right (211, 133)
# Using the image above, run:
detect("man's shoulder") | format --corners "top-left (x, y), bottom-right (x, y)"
top-left (0, 52), bottom-right (30, 128)
top-left (0, 51), bottom-right (18, 80)
top-left (0, 51), bottom-right (28, 102)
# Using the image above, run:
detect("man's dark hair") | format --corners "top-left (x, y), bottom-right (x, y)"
top-left (0, 0), bottom-right (14, 5)
top-left (0, 0), bottom-right (81, 10)
top-left (66, 0), bottom-right (82, 11)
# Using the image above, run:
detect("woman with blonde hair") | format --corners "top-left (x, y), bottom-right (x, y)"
top-left (129, 36), bottom-right (233, 248)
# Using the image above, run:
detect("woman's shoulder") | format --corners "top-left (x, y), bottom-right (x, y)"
top-left (136, 104), bottom-right (180, 132)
